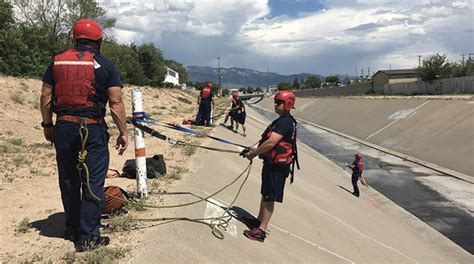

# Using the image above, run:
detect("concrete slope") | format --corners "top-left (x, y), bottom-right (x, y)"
top-left (258, 97), bottom-right (474, 177)
top-left (127, 107), bottom-right (471, 263)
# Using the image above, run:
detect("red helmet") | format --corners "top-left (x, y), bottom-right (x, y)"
top-left (73, 19), bottom-right (103, 41)
top-left (355, 153), bottom-right (362, 160)
top-left (207, 82), bottom-right (213, 89)
top-left (274, 90), bottom-right (296, 111)
top-left (232, 91), bottom-right (238, 100)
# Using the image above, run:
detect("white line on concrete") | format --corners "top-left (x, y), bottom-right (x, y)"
top-left (204, 198), bottom-right (237, 237)
top-left (365, 101), bottom-right (430, 140)
top-left (203, 191), bottom-right (354, 263)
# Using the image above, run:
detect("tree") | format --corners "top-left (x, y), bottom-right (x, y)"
top-left (325, 76), bottom-right (339, 83)
top-left (101, 41), bottom-right (147, 85)
top-left (255, 87), bottom-right (263, 93)
top-left (292, 77), bottom-right (300, 90)
top-left (277, 82), bottom-right (292, 90)
top-left (136, 44), bottom-right (167, 87)
top-left (416, 53), bottom-right (451, 82)
top-left (304, 76), bottom-right (321, 89)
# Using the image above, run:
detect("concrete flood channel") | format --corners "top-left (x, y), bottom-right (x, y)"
top-left (252, 107), bottom-right (474, 254)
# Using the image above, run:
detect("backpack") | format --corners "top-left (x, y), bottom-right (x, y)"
top-left (103, 186), bottom-right (130, 215)
top-left (122, 155), bottom-right (167, 179)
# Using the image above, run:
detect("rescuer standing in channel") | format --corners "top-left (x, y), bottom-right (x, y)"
top-left (40, 19), bottom-right (128, 252)
top-left (240, 90), bottom-right (299, 242)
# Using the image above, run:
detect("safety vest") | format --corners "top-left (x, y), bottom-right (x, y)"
top-left (259, 114), bottom-right (300, 182)
top-left (52, 49), bottom-right (97, 112)
top-left (201, 87), bottom-right (211, 100)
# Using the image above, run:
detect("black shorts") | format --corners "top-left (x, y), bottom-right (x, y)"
top-left (234, 112), bottom-right (246, 124)
top-left (261, 163), bottom-right (290, 203)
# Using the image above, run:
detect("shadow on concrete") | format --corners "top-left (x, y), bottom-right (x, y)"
top-left (31, 212), bottom-right (65, 239)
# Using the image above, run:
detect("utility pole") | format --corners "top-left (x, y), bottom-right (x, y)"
top-left (462, 54), bottom-right (465, 65)
top-left (367, 67), bottom-right (370, 78)
top-left (355, 66), bottom-right (358, 81)
top-left (418, 55), bottom-right (422, 67)
top-left (266, 65), bottom-right (269, 92)
top-left (361, 69), bottom-right (364, 80)
top-left (389, 63), bottom-right (391, 70)
top-left (217, 56), bottom-right (222, 88)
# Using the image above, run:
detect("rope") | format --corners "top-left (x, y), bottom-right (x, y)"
top-left (76, 122), bottom-right (101, 202)
top-left (105, 161), bottom-right (253, 239)
top-left (131, 120), bottom-right (243, 154)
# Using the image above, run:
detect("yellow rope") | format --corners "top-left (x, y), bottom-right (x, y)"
top-left (76, 122), bottom-right (101, 202)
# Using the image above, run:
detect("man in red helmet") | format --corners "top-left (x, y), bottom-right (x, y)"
top-left (195, 82), bottom-right (214, 126)
top-left (346, 153), bottom-right (363, 197)
top-left (240, 90), bottom-right (299, 242)
top-left (40, 19), bottom-right (128, 252)
top-left (221, 90), bottom-right (246, 135)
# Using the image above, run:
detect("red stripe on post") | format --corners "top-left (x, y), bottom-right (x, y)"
top-left (135, 148), bottom-right (146, 157)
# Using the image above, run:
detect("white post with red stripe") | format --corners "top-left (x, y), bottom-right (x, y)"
top-left (132, 88), bottom-right (148, 197)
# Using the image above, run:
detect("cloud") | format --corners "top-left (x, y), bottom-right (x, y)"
top-left (99, 0), bottom-right (474, 75)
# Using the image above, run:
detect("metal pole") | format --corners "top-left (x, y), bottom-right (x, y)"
top-left (132, 88), bottom-right (148, 198)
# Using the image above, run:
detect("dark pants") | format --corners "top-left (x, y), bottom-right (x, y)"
top-left (351, 173), bottom-right (360, 196)
top-left (261, 163), bottom-right (289, 203)
top-left (54, 121), bottom-right (109, 240)
top-left (195, 101), bottom-right (211, 126)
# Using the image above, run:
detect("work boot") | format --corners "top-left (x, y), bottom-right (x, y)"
top-left (63, 227), bottom-right (79, 242)
top-left (242, 216), bottom-right (261, 229)
top-left (75, 236), bottom-right (110, 252)
top-left (244, 227), bottom-right (266, 242)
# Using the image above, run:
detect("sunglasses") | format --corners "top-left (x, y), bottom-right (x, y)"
top-left (274, 99), bottom-right (285, 105)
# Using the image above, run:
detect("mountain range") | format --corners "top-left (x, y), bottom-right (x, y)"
top-left (186, 66), bottom-right (324, 89)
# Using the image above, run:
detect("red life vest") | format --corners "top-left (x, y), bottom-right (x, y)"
top-left (260, 114), bottom-right (297, 166)
top-left (259, 114), bottom-right (300, 182)
top-left (52, 49), bottom-right (97, 112)
top-left (201, 87), bottom-right (211, 99)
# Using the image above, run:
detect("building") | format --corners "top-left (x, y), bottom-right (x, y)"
top-left (164, 67), bottom-right (179, 85)
top-left (372, 69), bottom-right (418, 86)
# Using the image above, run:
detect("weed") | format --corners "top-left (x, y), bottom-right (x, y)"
top-left (167, 166), bottom-right (189, 180)
top-left (8, 138), bottom-right (24, 146)
top-left (126, 198), bottom-right (146, 212)
top-left (105, 214), bottom-right (134, 232)
top-left (20, 82), bottom-right (28, 91)
top-left (29, 142), bottom-right (51, 149)
top-left (13, 155), bottom-right (28, 167)
top-left (63, 251), bottom-right (76, 264)
top-left (177, 97), bottom-right (192, 104)
top-left (0, 144), bottom-right (10, 153)
top-left (15, 218), bottom-right (31, 234)
top-left (10, 93), bottom-right (25, 105)
top-left (182, 145), bottom-right (196, 156)
top-left (171, 105), bottom-right (178, 110)
top-left (148, 111), bottom-right (162, 116)
top-left (19, 254), bottom-right (43, 264)
top-left (81, 246), bottom-right (130, 264)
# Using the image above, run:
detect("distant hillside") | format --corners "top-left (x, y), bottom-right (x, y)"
top-left (187, 66), bottom-right (324, 89)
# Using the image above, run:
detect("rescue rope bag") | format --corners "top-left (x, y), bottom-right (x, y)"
top-left (52, 49), bottom-right (97, 112)
top-left (103, 186), bottom-right (130, 215)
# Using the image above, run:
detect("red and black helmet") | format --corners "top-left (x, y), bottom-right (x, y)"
top-left (232, 90), bottom-right (238, 100)
top-left (207, 82), bottom-right (214, 89)
top-left (274, 90), bottom-right (296, 111)
top-left (355, 153), bottom-right (362, 160)
top-left (73, 19), bottom-right (103, 41)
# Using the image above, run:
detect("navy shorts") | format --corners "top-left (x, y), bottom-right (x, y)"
top-left (234, 112), bottom-right (246, 124)
top-left (261, 163), bottom-right (290, 203)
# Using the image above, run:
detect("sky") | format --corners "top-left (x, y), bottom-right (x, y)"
top-left (99, 0), bottom-right (474, 76)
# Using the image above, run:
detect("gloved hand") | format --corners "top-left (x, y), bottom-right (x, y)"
top-left (240, 147), bottom-right (256, 160)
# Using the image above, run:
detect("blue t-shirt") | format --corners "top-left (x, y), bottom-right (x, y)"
top-left (261, 113), bottom-right (296, 144)
top-left (42, 46), bottom-right (123, 118)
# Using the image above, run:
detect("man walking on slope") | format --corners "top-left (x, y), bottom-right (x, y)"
top-left (240, 90), bottom-right (298, 242)
top-left (40, 19), bottom-right (128, 252)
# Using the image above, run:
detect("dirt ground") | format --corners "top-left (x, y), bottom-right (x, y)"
top-left (0, 76), bottom-right (228, 263)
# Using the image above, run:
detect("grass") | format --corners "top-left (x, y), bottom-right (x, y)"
top-left (10, 93), bottom-right (25, 105)
top-left (167, 166), bottom-right (189, 180)
top-left (105, 214), bottom-right (134, 232)
top-left (81, 246), bottom-right (130, 264)
top-left (13, 155), bottom-right (29, 167)
top-left (15, 218), bottom-right (31, 234)
top-left (7, 138), bottom-right (24, 146)
top-left (182, 145), bottom-right (197, 156)
top-left (177, 97), bottom-right (192, 104)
